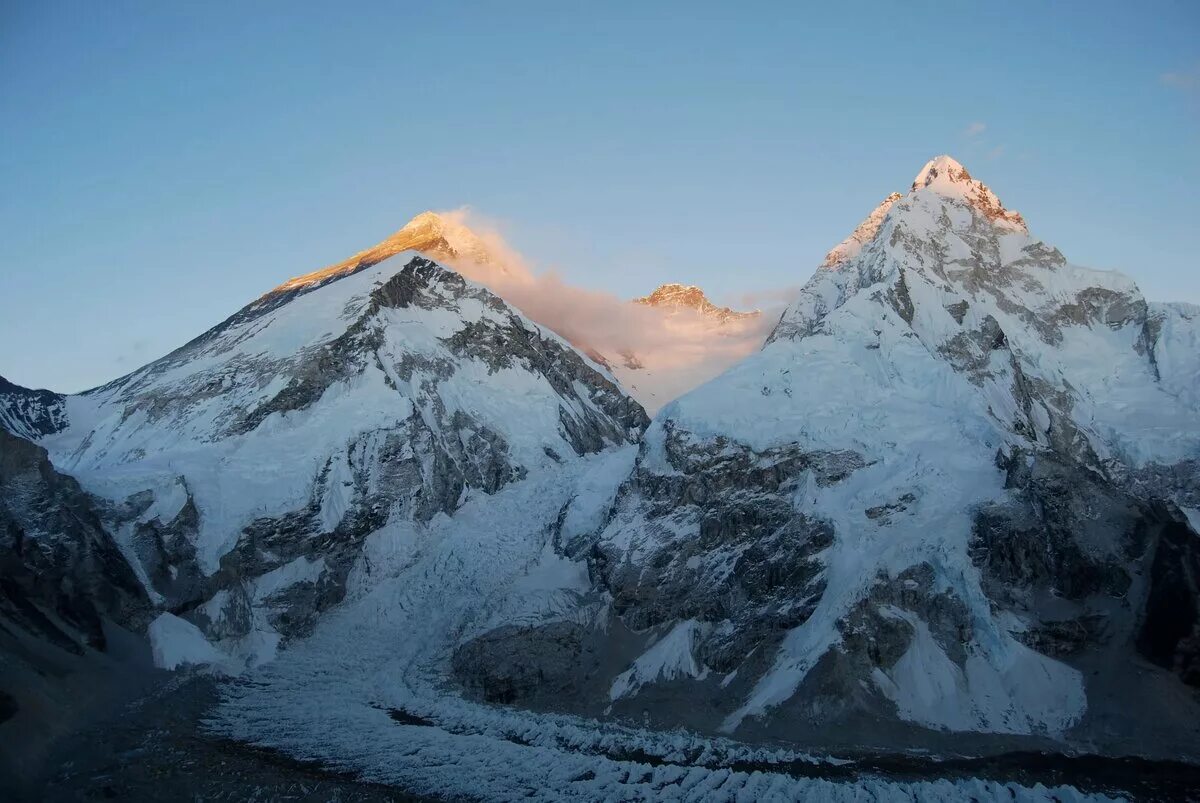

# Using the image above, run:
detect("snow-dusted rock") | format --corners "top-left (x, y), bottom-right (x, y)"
top-left (481, 155), bottom-right (1200, 752)
top-left (15, 251), bottom-right (646, 669)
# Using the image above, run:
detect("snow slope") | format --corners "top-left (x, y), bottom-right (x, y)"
top-left (27, 250), bottom-right (645, 667)
top-left (212, 455), bottom-right (1116, 802)
top-left (564, 155), bottom-right (1200, 742)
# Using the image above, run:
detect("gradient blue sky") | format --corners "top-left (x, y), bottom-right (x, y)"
top-left (2, 0), bottom-right (1197, 392)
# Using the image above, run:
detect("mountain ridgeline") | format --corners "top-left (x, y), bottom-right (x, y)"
top-left (3, 156), bottom-right (1199, 798)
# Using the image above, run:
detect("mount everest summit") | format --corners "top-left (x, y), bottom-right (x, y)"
top-left (2, 156), bottom-right (1199, 800)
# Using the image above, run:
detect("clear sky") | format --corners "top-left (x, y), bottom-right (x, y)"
top-left (2, 0), bottom-right (1197, 393)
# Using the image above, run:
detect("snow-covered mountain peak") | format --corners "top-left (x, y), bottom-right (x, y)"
top-left (910, 154), bottom-right (1026, 230)
top-left (576, 156), bottom-right (1200, 748)
top-left (634, 283), bottom-right (759, 323)
top-left (270, 210), bottom-right (500, 299)
top-left (20, 247), bottom-right (647, 663)
top-left (910, 154), bottom-right (971, 189)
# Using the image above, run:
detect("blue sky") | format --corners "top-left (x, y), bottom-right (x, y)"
top-left (2, 0), bottom-right (1197, 392)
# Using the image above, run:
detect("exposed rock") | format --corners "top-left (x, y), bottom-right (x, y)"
top-left (1137, 518), bottom-right (1200, 685)
top-left (0, 375), bottom-right (66, 439)
top-left (633, 284), bottom-right (759, 324)
top-left (452, 621), bottom-right (588, 704)
top-left (0, 429), bottom-right (149, 653)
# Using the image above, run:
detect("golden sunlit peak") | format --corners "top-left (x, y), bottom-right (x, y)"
top-left (269, 209), bottom-right (494, 297)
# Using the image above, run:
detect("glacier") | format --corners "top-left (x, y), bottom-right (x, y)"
top-left (4, 155), bottom-right (1198, 800)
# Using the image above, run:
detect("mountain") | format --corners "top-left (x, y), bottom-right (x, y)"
top-left (0, 376), bottom-right (66, 440)
top-left (602, 284), bottom-right (766, 414)
top-left (14, 248), bottom-right (645, 670)
top-left (7, 159), bottom-right (1199, 800)
top-left (449, 155), bottom-right (1200, 755)
top-left (194, 156), bottom-right (1200, 800)
top-left (271, 210), bottom-right (503, 297)
top-left (634, 283), bottom-right (760, 324)
top-left (259, 213), bottom-right (767, 417)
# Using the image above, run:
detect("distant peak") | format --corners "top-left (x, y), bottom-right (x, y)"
top-left (392, 210), bottom-right (487, 260)
top-left (638, 284), bottom-right (706, 306)
top-left (408, 210), bottom-right (445, 224)
top-left (634, 284), bottom-right (759, 323)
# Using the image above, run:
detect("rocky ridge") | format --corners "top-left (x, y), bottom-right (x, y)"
top-left (11, 249), bottom-right (646, 672)
top-left (452, 155), bottom-right (1200, 756)
top-left (634, 283), bottom-right (760, 324)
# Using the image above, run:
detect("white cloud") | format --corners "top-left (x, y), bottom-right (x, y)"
top-left (434, 209), bottom-right (790, 412)
top-left (965, 121), bottom-right (987, 137)
top-left (1161, 65), bottom-right (1200, 91)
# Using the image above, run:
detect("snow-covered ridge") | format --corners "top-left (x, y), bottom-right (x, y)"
top-left (821, 192), bottom-right (902, 268)
top-left (271, 210), bottom-right (500, 296)
top-left (0, 374), bottom-right (67, 439)
top-left (558, 154), bottom-right (1200, 750)
top-left (910, 154), bottom-right (1026, 229)
top-left (28, 248), bottom-right (645, 669)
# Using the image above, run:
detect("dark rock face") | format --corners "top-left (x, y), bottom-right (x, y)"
top-left (969, 449), bottom-right (1200, 687)
top-left (452, 621), bottom-right (588, 704)
top-left (0, 375), bottom-right (67, 439)
top-left (1137, 519), bottom-right (1200, 685)
top-left (973, 454), bottom-right (1139, 604)
top-left (0, 429), bottom-right (148, 653)
top-left (582, 424), bottom-right (856, 676)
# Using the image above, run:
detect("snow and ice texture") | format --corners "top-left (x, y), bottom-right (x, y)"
top-left (820, 192), bottom-right (901, 268)
top-left (610, 619), bottom-right (710, 700)
top-left (27, 248), bottom-right (645, 667)
top-left (870, 609), bottom-right (1085, 734)
top-left (575, 155), bottom-right (1200, 741)
top-left (148, 612), bottom-right (233, 671)
top-left (212, 458), bottom-right (1114, 802)
top-left (1149, 301), bottom-right (1200, 413)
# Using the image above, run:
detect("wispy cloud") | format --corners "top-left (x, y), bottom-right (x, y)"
top-left (965, 121), bottom-right (987, 137)
top-left (986, 145), bottom-right (1006, 160)
top-left (431, 209), bottom-right (789, 412)
top-left (1161, 65), bottom-right (1200, 91)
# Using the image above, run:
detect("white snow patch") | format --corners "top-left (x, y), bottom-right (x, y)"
top-left (610, 619), bottom-right (710, 701)
top-left (253, 556), bottom-right (327, 602)
top-left (148, 612), bottom-right (234, 672)
top-left (872, 610), bottom-right (1085, 735)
